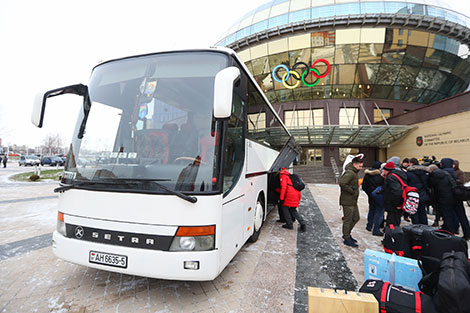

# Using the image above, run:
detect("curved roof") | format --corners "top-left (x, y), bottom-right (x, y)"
top-left (217, 0), bottom-right (470, 47)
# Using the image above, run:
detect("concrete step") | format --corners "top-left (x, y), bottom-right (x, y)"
top-left (293, 165), bottom-right (337, 184)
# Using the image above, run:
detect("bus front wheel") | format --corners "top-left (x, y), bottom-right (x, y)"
top-left (249, 197), bottom-right (264, 242)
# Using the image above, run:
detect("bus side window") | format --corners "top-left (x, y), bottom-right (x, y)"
top-left (223, 92), bottom-right (245, 194)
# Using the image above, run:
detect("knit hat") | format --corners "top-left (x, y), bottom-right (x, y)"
top-left (371, 161), bottom-right (382, 169)
top-left (383, 161), bottom-right (395, 171)
top-left (403, 158), bottom-right (410, 163)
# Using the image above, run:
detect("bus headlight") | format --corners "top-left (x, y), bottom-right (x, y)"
top-left (169, 225), bottom-right (215, 251)
top-left (57, 212), bottom-right (66, 236)
top-left (170, 235), bottom-right (214, 251)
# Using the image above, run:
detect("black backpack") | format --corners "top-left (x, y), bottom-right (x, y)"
top-left (433, 251), bottom-right (470, 313)
top-left (289, 173), bottom-right (305, 191)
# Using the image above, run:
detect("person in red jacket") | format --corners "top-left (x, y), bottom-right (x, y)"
top-left (279, 168), bottom-right (306, 232)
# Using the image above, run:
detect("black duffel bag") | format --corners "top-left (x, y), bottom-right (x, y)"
top-left (360, 279), bottom-right (438, 313)
top-left (433, 251), bottom-right (470, 313)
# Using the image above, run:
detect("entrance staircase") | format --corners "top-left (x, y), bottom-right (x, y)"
top-left (293, 165), bottom-right (338, 184)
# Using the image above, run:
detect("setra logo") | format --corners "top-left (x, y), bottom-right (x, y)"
top-left (272, 59), bottom-right (331, 89)
top-left (75, 226), bottom-right (84, 239)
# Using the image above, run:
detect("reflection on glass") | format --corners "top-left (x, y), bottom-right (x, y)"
top-left (423, 48), bottom-right (442, 69)
top-left (396, 66), bottom-right (420, 87)
top-left (373, 108), bottom-right (392, 123)
top-left (311, 31), bottom-right (335, 47)
top-left (385, 28), bottom-right (408, 48)
top-left (407, 30), bottom-right (429, 47)
top-left (403, 46), bottom-right (426, 67)
top-left (418, 89), bottom-right (436, 103)
top-left (335, 44), bottom-right (359, 64)
top-left (358, 44), bottom-right (384, 63)
top-left (376, 64), bottom-right (400, 85)
top-left (332, 85), bottom-right (353, 98)
top-left (439, 52), bottom-right (460, 74)
top-left (333, 64), bottom-right (356, 84)
top-left (289, 49), bottom-right (311, 66)
top-left (389, 86), bottom-right (410, 101)
top-left (251, 56), bottom-right (271, 75)
top-left (255, 73), bottom-right (274, 93)
top-left (293, 88), bottom-right (313, 101)
top-left (355, 64), bottom-right (380, 85)
top-left (370, 85), bottom-right (393, 99)
top-left (403, 88), bottom-right (424, 102)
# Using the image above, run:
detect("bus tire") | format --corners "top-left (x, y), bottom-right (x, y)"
top-left (249, 196), bottom-right (264, 242)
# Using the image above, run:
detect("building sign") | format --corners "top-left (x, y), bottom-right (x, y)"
top-left (419, 131), bottom-right (470, 147)
top-left (416, 136), bottom-right (423, 146)
top-left (272, 59), bottom-right (331, 89)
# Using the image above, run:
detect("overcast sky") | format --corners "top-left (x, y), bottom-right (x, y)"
top-left (0, 0), bottom-right (469, 148)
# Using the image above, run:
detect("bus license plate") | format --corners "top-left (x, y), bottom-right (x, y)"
top-left (89, 251), bottom-right (127, 268)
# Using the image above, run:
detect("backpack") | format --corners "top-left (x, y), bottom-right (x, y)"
top-left (289, 173), bottom-right (305, 191)
top-left (391, 173), bottom-right (419, 215)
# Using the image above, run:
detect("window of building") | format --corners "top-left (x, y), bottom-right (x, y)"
top-left (284, 109), bottom-right (323, 127)
top-left (339, 148), bottom-right (359, 162)
top-left (373, 108), bottom-right (392, 123)
top-left (339, 108), bottom-right (358, 126)
top-left (248, 112), bottom-right (266, 130)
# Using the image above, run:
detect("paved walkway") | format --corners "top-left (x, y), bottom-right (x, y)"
top-left (7, 164), bottom-right (466, 312)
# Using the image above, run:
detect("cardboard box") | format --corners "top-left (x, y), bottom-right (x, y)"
top-left (364, 249), bottom-right (421, 291)
top-left (308, 287), bottom-right (378, 313)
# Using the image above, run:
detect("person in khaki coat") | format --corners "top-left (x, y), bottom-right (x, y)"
top-left (339, 156), bottom-right (364, 247)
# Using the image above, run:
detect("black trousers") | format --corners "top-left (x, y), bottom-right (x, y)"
top-left (386, 208), bottom-right (402, 227)
top-left (281, 205), bottom-right (305, 227)
top-left (454, 201), bottom-right (470, 238)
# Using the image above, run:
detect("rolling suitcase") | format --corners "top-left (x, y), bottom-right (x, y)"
top-left (359, 279), bottom-right (438, 313)
top-left (383, 225), bottom-right (408, 256)
top-left (419, 229), bottom-right (468, 274)
top-left (421, 229), bottom-right (468, 259)
top-left (402, 224), bottom-right (436, 259)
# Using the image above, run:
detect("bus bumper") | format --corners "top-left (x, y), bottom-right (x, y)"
top-left (52, 231), bottom-right (220, 281)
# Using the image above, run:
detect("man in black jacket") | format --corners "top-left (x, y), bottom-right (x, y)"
top-left (362, 161), bottom-right (384, 236)
top-left (440, 158), bottom-right (470, 239)
top-left (428, 163), bottom-right (459, 234)
top-left (382, 161), bottom-right (407, 227)
top-left (406, 158), bottom-right (430, 225)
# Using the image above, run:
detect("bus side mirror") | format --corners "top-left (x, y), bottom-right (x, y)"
top-left (31, 84), bottom-right (88, 128)
top-left (213, 67), bottom-right (240, 119)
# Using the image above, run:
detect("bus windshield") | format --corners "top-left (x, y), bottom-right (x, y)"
top-left (64, 51), bottom-right (229, 194)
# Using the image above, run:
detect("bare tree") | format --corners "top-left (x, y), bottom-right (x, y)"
top-left (42, 133), bottom-right (64, 155)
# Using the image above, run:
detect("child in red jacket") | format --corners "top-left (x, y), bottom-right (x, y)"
top-left (279, 168), bottom-right (306, 232)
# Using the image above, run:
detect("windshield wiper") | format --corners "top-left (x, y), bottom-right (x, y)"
top-left (54, 181), bottom-right (90, 193)
top-left (93, 178), bottom-right (198, 203)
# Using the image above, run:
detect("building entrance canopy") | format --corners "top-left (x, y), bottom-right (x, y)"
top-left (252, 125), bottom-right (415, 148)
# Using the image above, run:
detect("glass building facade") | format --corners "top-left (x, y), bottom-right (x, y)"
top-left (217, 0), bottom-right (470, 105)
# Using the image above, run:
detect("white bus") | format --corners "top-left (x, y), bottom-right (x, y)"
top-left (32, 47), bottom-right (299, 281)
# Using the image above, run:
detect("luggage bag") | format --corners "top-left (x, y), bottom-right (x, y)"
top-left (383, 225), bottom-right (408, 256)
top-left (360, 279), bottom-right (438, 313)
top-left (402, 224), bottom-right (436, 259)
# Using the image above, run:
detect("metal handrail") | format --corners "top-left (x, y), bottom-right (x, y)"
top-left (330, 157), bottom-right (340, 184)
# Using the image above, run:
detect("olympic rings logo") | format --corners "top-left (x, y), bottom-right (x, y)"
top-left (272, 59), bottom-right (331, 89)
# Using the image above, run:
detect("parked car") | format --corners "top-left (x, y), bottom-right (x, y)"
top-left (18, 155), bottom-right (41, 166)
top-left (41, 156), bottom-right (64, 166)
